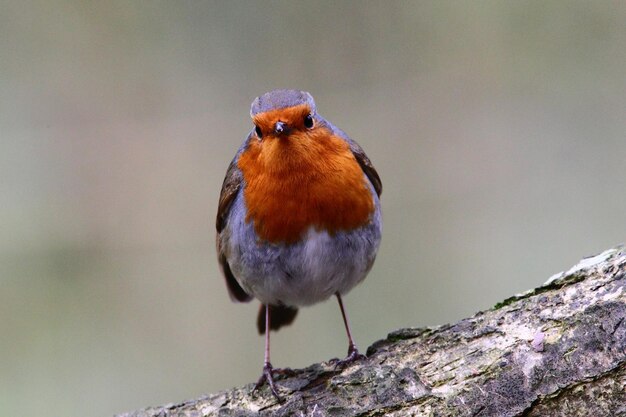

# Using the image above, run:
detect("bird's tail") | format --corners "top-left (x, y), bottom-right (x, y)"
top-left (257, 304), bottom-right (299, 334)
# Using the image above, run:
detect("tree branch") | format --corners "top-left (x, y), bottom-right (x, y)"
top-left (117, 246), bottom-right (626, 417)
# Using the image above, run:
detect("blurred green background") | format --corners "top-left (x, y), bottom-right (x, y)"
top-left (1, 1), bottom-right (625, 416)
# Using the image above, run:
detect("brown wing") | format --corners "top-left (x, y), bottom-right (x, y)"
top-left (329, 123), bottom-right (382, 197)
top-left (216, 157), bottom-right (253, 302)
top-left (349, 141), bottom-right (382, 197)
top-left (216, 157), bottom-right (242, 233)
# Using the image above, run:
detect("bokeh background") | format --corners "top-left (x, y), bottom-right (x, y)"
top-left (2, 1), bottom-right (625, 416)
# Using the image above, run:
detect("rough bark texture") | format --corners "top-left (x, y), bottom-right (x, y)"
top-left (118, 246), bottom-right (626, 417)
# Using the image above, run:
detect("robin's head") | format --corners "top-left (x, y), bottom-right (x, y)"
top-left (250, 90), bottom-right (318, 140)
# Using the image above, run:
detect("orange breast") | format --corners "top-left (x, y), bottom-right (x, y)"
top-left (237, 127), bottom-right (374, 244)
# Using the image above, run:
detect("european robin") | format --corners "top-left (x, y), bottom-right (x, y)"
top-left (216, 89), bottom-right (382, 400)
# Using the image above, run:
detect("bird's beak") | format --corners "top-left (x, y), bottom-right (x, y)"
top-left (274, 121), bottom-right (291, 136)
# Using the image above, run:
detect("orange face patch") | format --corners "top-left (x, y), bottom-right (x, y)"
top-left (252, 104), bottom-right (312, 138)
top-left (238, 112), bottom-right (374, 244)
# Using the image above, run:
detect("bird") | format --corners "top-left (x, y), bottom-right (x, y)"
top-left (216, 89), bottom-right (382, 400)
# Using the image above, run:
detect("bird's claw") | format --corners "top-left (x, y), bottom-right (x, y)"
top-left (334, 346), bottom-right (366, 370)
top-left (253, 362), bottom-right (293, 401)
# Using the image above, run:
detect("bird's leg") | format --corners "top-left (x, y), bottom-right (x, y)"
top-left (253, 304), bottom-right (290, 401)
top-left (334, 293), bottom-right (366, 369)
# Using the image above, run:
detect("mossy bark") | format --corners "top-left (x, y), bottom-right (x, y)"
top-left (117, 246), bottom-right (626, 417)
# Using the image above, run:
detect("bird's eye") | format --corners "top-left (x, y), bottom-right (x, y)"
top-left (304, 113), bottom-right (314, 129)
top-left (255, 125), bottom-right (263, 138)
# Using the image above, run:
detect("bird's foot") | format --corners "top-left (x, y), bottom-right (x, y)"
top-left (253, 362), bottom-right (295, 401)
top-left (333, 345), bottom-right (366, 370)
